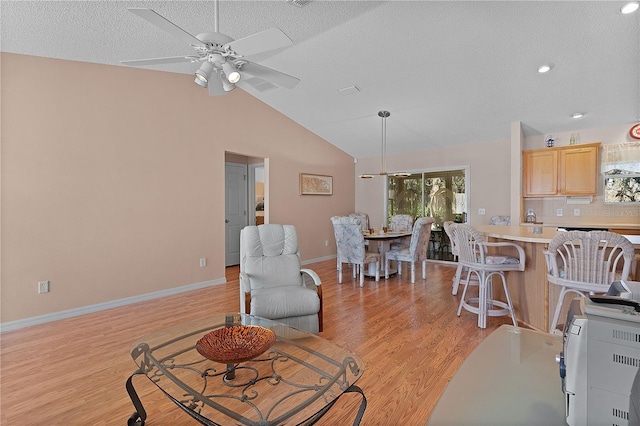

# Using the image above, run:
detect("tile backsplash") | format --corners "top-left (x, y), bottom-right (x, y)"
top-left (523, 196), bottom-right (639, 227)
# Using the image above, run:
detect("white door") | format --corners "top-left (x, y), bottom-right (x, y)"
top-left (225, 163), bottom-right (247, 266)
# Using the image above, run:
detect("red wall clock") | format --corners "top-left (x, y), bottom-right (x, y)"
top-left (630, 123), bottom-right (640, 140)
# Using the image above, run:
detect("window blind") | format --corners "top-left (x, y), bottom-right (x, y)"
top-left (601, 141), bottom-right (640, 174)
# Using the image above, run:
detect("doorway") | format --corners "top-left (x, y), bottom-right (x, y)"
top-left (225, 154), bottom-right (266, 267)
top-left (249, 164), bottom-right (265, 226)
top-left (225, 162), bottom-right (247, 266)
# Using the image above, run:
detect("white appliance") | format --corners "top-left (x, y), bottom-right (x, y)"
top-left (557, 281), bottom-right (640, 426)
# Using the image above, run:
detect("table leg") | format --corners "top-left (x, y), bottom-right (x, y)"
top-left (126, 370), bottom-right (147, 426)
top-left (302, 384), bottom-right (367, 425)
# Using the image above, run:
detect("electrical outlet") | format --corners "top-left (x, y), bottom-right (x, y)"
top-left (199, 258), bottom-right (207, 267)
top-left (556, 209), bottom-right (563, 217)
top-left (38, 280), bottom-right (50, 294)
top-left (325, 240), bottom-right (329, 247)
top-left (573, 208), bottom-right (581, 216)
top-left (478, 208), bottom-right (486, 215)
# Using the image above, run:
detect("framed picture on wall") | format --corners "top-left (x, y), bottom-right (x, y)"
top-left (300, 173), bottom-right (333, 195)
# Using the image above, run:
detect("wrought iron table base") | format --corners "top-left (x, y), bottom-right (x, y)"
top-left (126, 371), bottom-right (366, 426)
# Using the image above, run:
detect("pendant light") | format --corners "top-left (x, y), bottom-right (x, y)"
top-left (359, 110), bottom-right (409, 178)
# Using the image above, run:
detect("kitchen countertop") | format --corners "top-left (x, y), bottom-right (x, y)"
top-left (520, 222), bottom-right (640, 230)
top-left (475, 225), bottom-right (557, 243)
top-left (476, 225), bottom-right (640, 247)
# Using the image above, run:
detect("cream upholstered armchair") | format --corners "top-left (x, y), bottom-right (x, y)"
top-left (331, 215), bottom-right (380, 287)
top-left (544, 230), bottom-right (635, 333)
top-left (240, 224), bottom-right (323, 334)
top-left (384, 217), bottom-right (435, 283)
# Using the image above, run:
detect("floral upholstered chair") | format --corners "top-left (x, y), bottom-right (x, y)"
top-left (331, 216), bottom-right (380, 287)
top-left (390, 214), bottom-right (413, 232)
top-left (384, 217), bottom-right (435, 283)
top-left (349, 212), bottom-right (370, 233)
top-left (389, 214), bottom-right (414, 250)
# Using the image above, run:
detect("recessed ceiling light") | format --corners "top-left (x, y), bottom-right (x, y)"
top-left (621, 2), bottom-right (639, 14)
top-left (538, 64), bottom-right (554, 73)
top-left (571, 112), bottom-right (584, 119)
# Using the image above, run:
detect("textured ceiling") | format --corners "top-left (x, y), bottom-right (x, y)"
top-left (2, 1), bottom-right (638, 158)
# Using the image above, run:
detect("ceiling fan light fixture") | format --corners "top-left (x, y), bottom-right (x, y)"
top-left (621, 2), bottom-right (639, 14)
top-left (222, 62), bottom-right (241, 84)
top-left (222, 79), bottom-right (236, 92)
top-left (194, 61), bottom-right (215, 87)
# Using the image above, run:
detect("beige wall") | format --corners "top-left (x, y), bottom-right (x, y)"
top-left (355, 122), bottom-right (639, 230)
top-left (355, 138), bottom-right (511, 227)
top-left (1, 53), bottom-right (354, 323)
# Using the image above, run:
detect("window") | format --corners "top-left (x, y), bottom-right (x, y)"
top-left (387, 169), bottom-right (467, 227)
top-left (602, 142), bottom-right (640, 204)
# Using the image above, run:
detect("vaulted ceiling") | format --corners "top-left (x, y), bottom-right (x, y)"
top-left (2, 1), bottom-right (638, 157)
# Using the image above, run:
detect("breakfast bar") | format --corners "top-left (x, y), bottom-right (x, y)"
top-left (473, 225), bottom-right (558, 331)
top-left (474, 225), bottom-right (640, 331)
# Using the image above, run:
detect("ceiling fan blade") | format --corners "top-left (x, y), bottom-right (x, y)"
top-left (238, 77), bottom-right (279, 93)
top-left (240, 62), bottom-right (300, 89)
top-left (208, 73), bottom-right (226, 96)
top-left (128, 8), bottom-right (204, 47)
top-left (120, 56), bottom-right (200, 67)
top-left (226, 28), bottom-right (293, 57)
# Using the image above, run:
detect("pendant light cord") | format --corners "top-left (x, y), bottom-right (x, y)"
top-left (381, 114), bottom-right (386, 174)
top-left (214, 0), bottom-right (219, 33)
top-left (378, 110), bottom-right (390, 175)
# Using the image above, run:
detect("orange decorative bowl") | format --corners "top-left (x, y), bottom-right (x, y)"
top-left (195, 325), bottom-right (276, 364)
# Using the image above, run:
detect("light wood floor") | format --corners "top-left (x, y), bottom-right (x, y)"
top-left (0, 259), bottom-right (513, 425)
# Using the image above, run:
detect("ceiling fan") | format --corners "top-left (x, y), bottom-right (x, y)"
top-left (120, 1), bottom-right (300, 96)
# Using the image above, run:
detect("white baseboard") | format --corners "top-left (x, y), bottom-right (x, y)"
top-left (302, 255), bottom-right (336, 265)
top-left (0, 278), bottom-right (226, 333)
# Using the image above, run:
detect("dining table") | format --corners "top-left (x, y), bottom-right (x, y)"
top-left (363, 231), bottom-right (412, 276)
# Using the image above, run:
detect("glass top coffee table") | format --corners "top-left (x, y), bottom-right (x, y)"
top-left (126, 313), bottom-right (366, 426)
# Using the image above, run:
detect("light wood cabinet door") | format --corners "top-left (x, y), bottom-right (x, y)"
top-left (559, 145), bottom-right (599, 195)
top-left (522, 143), bottom-right (600, 197)
top-left (523, 149), bottom-right (558, 196)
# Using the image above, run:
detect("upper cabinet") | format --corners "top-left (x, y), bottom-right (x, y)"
top-left (522, 142), bottom-right (600, 197)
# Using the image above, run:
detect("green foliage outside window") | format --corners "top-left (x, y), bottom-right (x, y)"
top-left (387, 170), bottom-right (466, 226)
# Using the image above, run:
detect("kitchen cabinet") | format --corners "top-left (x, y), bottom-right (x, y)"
top-left (522, 142), bottom-right (600, 197)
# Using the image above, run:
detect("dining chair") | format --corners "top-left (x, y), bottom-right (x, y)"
top-left (389, 214), bottom-right (414, 250)
top-left (384, 217), bottom-right (435, 283)
top-left (349, 212), bottom-right (370, 233)
top-left (331, 215), bottom-right (380, 287)
top-left (454, 224), bottom-right (525, 329)
top-left (544, 230), bottom-right (635, 333)
top-left (239, 224), bottom-right (323, 333)
top-left (349, 212), bottom-right (372, 267)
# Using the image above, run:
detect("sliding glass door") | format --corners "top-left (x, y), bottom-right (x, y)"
top-left (387, 168), bottom-right (467, 261)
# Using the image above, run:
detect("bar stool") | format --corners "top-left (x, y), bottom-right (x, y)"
top-left (453, 224), bottom-right (525, 329)
top-left (544, 230), bottom-right (635, 333)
